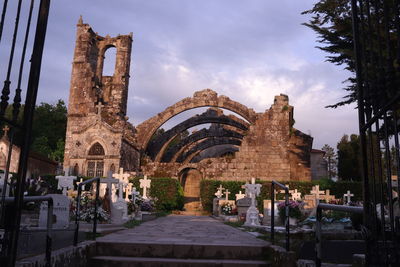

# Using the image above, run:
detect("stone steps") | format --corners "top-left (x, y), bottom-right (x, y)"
top-left (90, 241), bottom-right (270, 266)
top-left (90, 256), bottom-right (270, 267)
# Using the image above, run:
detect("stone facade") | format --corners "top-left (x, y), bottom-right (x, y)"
top-left (63, 18), bottom-right (139, 176)
top-left (63, 20), bottom-right (313, 190)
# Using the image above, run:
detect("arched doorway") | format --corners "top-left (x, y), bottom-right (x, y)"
top-left (179, 168), bottom-right (202, 211)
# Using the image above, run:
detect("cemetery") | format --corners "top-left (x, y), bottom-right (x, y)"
top-left (0, 0), bottom-right (400, 266)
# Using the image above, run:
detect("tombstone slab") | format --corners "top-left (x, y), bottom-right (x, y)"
top-left (39, 194), bottom-right (70, 229)
top-left (236, 197), bottom-right (251, 219)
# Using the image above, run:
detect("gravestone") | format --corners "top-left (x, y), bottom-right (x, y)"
top-left (344, 190), bottom-right (354, 205)
top-left (39, 194), bottom-right (70, 229)
top-left (262, 199), bottom-right (280, 225)
top-left (291, 189), bottom-right (302, 201)
top-left (237, 197), bottom-right (251, 219)
top-left (139, 175), bottom-right (151, 199)
top-left (321, 189), bottom-right (336, 203)
top-left (244, 178), bottom-right (262, 227)
top-left (56, 168), bottom-right (77, 196)
top-left (235, 190), bottom-right (245, 201)
top-left (214, 184), bottom-right (224, 198)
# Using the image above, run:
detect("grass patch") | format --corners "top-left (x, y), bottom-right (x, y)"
top-left (224, 221), bottom-right (244, 228)
top-left (123, 219), bottom-right (142, 228)
top-left (156, 211), bottom-right (171, 217)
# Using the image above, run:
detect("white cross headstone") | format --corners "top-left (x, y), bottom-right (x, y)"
top-left (291, 189), bottom-right (302, 201)
top-left (56, 168), bottom-right (77, 196)
top-left (100, 171), bottom-right (120, 203)
top-left (235, 190), bottom-right (245, 201)
top-left (139, 175), bottom-right (151, 199)
top-left (224, 189), bottom-right (231, 201)
top-left (244, 178), bottom-right (262, 226)
top-left (344, 190), bottom-right (354, 205)
top-left (310, 185), bottom-right (325, 205)
top-left (113, 168), bottom-right (131, 201)
top-left (215, 184), bottom-right (224, 198)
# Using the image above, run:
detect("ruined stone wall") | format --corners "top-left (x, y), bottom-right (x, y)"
top-left (142, 93), bottom-right (313, 182)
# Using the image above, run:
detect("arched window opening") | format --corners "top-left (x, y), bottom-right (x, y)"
top-left (88, 142), bottom-right (105, 156)
top-left (102, 47), bottom-right (117, 76)
top-left (87, 161), bottom-right (104, 177)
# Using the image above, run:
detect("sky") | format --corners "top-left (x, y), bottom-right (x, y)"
top-left (2, 0), bottom-right (359, 150)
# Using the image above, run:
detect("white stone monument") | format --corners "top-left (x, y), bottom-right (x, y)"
top-left (235, 190), bottom-right (245, 201)
top-left (139, 175), bottom-right (151, 199)
top-left (125, 183), bottom-right (133, 201)
top-left (244, 178), bottom-right (262, 226)
top-left (310, 185), bottom-right (325, 205)
top-left (224, 189), bottom-right (230, 201)
top-left (39, 194), bottom-right (70, 229)
top-left (131, 187), bottom-right (139, 202)
top-left (344, 190), bottom-right (354, 205)
top-left (290, 189), bottom-right (302, 201)
top-left (215, 184), bottom-right (224, 198)
top-left (56, 168), bottom-right (77, 196)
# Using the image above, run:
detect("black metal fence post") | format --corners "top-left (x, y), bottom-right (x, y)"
top-left (270, 181), bottom-right (290, 251)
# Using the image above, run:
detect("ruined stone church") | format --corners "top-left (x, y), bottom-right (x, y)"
top-left (63, 19), bottom-right (313, 185)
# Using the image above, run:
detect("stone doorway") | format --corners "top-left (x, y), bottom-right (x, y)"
top-left (179, 168), bottom-right (202, 212)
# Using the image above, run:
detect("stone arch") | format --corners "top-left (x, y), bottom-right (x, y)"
top-left (135, 89), bottom-right (258, 150)
top-left (146, 108), bottom-right (248, 160)
top-left (178, 167), bottom-right (203, 211)
top-left (191, 145), bottom-right (239, 163)
top-left (86, 141), bottom-right (107, 177)
top-left (177, 137), bottom-right (242, 163)
top-left (101, 46), bottom-right (117, 76)
top-left (161, 126), bottom-right (244, 163)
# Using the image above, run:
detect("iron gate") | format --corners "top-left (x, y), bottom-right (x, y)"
top-left (0, 0), bottom-right (51, 266)
top-left (351, 0), bottom-right (400, 265)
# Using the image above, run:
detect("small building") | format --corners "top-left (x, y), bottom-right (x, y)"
top-left (0, 128), bottom-right (58, 178)
top-left (310, 149), bottom-right (328, 180)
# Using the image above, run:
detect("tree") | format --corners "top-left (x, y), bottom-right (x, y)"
top-left (31, 100), bottom-right (68, 161)
top-left (321, 144), bottom-right (337, 179)
top-left (302, 0), bottom-right (399, 108)
top-left (337, 134), bottom-right (361, 181)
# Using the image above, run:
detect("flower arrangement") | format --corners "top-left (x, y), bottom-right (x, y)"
top-left (71, 191), bottom-right (110, 222)
top-left (277, 200), bottom-right (302, 222)
top-left (221, 202), bottom-right (236, 215)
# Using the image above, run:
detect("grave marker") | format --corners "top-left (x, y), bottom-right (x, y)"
top-left (56, 168), bottom-right (77, 195)
top-left (344, 190), bottom-right (354, 205)
top-left (39, 194), bottom-right (70, 229)
top-left (139, 175), bottom-right (151, 199)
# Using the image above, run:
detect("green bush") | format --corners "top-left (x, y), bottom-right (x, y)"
top-left (130, 177), bottom-right (184, 211)
top-left (200, 179), bottom-right (363, 212)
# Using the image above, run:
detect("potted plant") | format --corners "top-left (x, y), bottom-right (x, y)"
top-left (277, 200), bottom-right (302, 225)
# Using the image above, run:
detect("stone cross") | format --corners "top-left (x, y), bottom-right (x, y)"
top-left (215, 184), bottom-right (224, 198)
top-left (131, 187), bottom-right (139, 202)
top-left (291, 189), bottom-right (302, 201)
top-left (100, 172), bottom-right (120, 203)
top-left (139, 175), bottom-right (151, 199)
top-left (76, 178), bottom-right (83, 187)
top-left (96, 102), bottom-right (104, 116)
top-left (235, 190), bottom-right (245, 201)
top-left (56, 168), bottom-right (77, 195)
top-left (310, 185), bottom-right (325, 205)
top-left (344, 190), bottom-right (354, 205)
top-left (113, 168), bottom-right (131, 201)
top-left (321, 189), bottom-right (336, 203)
top-left (224, 189), bottom-right (230, 201)
top-left (244, 179), bottom-right (262, 226)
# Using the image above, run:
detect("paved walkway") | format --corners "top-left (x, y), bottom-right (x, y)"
top-left (97, 215), bottom-right (268, 246)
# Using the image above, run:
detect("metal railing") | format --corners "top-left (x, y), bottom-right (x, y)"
top-left (73, 177), bottom-right (100, 246)
top-left (315, 203), bottom-right (363, 267)
top-left (270, 181), bottom-right (290, 251)
top-left (2, 196), bottom-right (53, 267)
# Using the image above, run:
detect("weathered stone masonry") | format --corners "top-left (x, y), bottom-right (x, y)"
top-left (64, 20), bottom-right (313, 184)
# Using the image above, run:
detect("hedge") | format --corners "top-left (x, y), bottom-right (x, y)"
top-left (130, 177), bottom-right (184, 211)
top-left (200, 179), bottom-right (363, 213)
